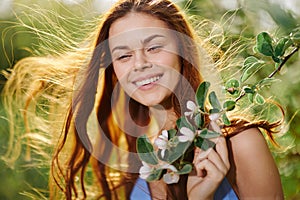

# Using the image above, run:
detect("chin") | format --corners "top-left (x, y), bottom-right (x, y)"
top-left (138, 101), bottom-right (161, 107)
top-left (133, 97), bottom-right (162, 107)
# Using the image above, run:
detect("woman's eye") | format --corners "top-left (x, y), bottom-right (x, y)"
top-left (117, 54), bottom-right (132, 61)
top-left (147, 45), bottom-right (162, 53)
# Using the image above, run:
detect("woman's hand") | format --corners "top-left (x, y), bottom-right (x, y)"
top-left (187, 136), bottom-right (230, 200)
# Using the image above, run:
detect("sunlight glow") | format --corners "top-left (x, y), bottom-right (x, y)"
top-left (0, 0), bottom-right (13, 19)
top-left (60, 0), bottom-right (85, 5)
top-left (93, 0), bottom-right (117, 13)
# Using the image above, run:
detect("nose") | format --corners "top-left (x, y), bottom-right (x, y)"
top-left (134, 50), bottom-right (152, 71)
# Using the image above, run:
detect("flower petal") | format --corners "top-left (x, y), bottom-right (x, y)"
top-left (180, 127), bottom-right (195, 141)
top-left (210, 121), bottom-right (222, 133)
top-left (154, 138), bottom-right (167, 149)
top-left (163, 172), bottom-right (180, 184)
top-left (178, 135), bottom-right (189, 142)
top-left (162, 130), bottom-right (168, 138)
top-left (139, 162), bottom-right (152, 172)
top-left (139, 162), bottom-right (152, 179)
top-left (184, 111), bottom-right (193, 118)
top-left (209, 113), bottom-right (221, 121)
top-left (187, 100), bottom-right (197, 111)
top-left (140, 172), bottom-right (151, 180)
top-left (161, 149), bottom-right (166, 158)
top-left (161, 164), bottom-right (178, 172)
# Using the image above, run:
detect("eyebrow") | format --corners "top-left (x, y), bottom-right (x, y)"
top-left (111, 34), bottom-right (166, 54)
top-left (142, 34), bottom-right (165, 44)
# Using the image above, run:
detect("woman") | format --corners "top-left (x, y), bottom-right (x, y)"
top-left (3, 0), bottom-right (284, 199)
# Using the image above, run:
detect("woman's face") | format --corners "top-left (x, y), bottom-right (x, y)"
top-left (108, 12), bottom-right (181, 107)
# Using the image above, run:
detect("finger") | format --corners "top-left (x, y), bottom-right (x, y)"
top-left (193, 147), bottom-right (211, 164)
top-left (213, 136), bottom-right (230, 170)
top-left (194, 159), bottom-right (224, 183)
top-left (194, 148), bottom-right (229, 176)
top-left (207, 147), bottom-right (229, 175)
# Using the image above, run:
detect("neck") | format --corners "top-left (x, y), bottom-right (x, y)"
top-left (149, 104), bottom-right (178, 132)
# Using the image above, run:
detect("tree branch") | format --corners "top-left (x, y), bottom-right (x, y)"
top-left (234, 46), bottom-right (299, 103)
top-left (268, 46), bottom-right (299, 78)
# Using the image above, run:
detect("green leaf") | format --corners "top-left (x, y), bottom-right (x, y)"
top-left (199, 128), bottom-right (220, 139)
top-left (291, 32), bottom-right (300, 44)
top-left (284, 38), bottom-right (294, 49)
top-left (275, 62), bottom-right (280, 70)
top-left (222, 113), bottom-right (231, 126)
top-left (177, 164), bottom-right (193, 175)
top-left (146, 168), bottom-right (163, 182)
top-left (241, 61), bottom-right (264, 83)
top-left (208, 91), bottom-right (221, 110)
top-left (272, 55), bottom-right (281, 63)
top-left (137, 135), bottom-right (158, 165)
top-left (196, 81), bottom-right (210, 111)
top-left (264, 4), bottom-right (297, 34)
top-left (209, 108), bottom-right (220, 114)
top-left (168, 129), bottom-right (177, 139)
top-left (176, 116), bottom-right (193, 130)
top-left (226, 79), bottom-right (240, 88)
top-left (167, 142), bottom-right (190, 163)
top-left (247, 93), bottom-right (254, 103)
top-left (257, 77), bottom-right (280, 88)
top-left (223, 100), bottom-right (236, 111)
top-left (194, 137), bottom-right (215, 151)
top-left (157, 149), bottom-right (168, 161)
top-left (194, 113), bottom-right (204, 128)
top-left (255, 93), bottom-right (265, 105)
top-left (274, 38), bottom-right (288, 57)
top-left (243, 56), bottom-right (259, 70)
top-left (253, 46), bottom-right (259, 53)
top-left (243, 86), bottom-right (254, 94)
top-left (256, 32), bottom-right (274, 56)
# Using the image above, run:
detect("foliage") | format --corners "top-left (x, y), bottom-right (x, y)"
top-left (137, 28), bottom-right (300, 184)
top-left (0, 0), bottom-right (299, 199)
top-left (185, 1), bottom-right (300, 199)
top-left (137, 81), bottom-right (225, 183)
top-left (228, 30), bottom-right (299, 104)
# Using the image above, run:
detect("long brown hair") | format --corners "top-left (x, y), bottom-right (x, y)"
top-left (51, 0), bottom-right (203, 199)
top-left (49, 0), bottom-right (283, 199)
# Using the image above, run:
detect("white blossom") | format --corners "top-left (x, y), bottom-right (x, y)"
top-left (139, 161), bottom-right (181, 184)
top-left (161, 164), bottom-right (180, 184)
top-left (209, 113), bottom-right (222, 133)
top-left (163, 172), bottom-right (180, 184)
top-left (154, 130), bottom-right (169, 157)
top-left (184, 100), bottom-right (198, 119)
top-left (178, 127), bottom-right (195, 142)
top-left (139, 161), bottom-right (153, 180)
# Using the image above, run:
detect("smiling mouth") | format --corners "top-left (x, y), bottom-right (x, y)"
top-left (134, 75), bottom-right (162, 87)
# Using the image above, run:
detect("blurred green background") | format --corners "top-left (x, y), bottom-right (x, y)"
top-left (0, 0), bottom-right (299, 199)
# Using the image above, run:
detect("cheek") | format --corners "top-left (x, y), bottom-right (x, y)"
top-left (162, 43), bottom-right (181, 71)
top-left (151, 53), bottom-right (181, 71)
top-left (162, 53), bottom-right (181, 71)
top-left (113, 63), bottom-right (130, 82)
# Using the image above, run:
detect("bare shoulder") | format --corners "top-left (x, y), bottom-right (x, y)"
top-left (228, 128), bottom-right (271, 153)
top-left (227, 128), bottom-right (284, 199)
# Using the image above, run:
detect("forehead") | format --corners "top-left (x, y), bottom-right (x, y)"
top-left (108, 12), bottom-right (171, 39)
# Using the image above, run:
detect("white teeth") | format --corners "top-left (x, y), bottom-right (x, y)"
top-left (135, 76), bottom-right (161, 87)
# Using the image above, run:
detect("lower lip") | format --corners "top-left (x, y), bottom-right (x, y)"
top-left (137, 81), bottom-right (158, 91)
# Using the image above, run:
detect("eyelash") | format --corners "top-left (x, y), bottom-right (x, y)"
top-left (147, 45), bottom-right (163, 52)
top-left (115, 45), bottom-right (163, 61)
top-left (116, 54), bottom-right (132, 61)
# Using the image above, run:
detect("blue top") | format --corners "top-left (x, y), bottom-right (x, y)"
top-left (130, 177), bottom-right (238, 200)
